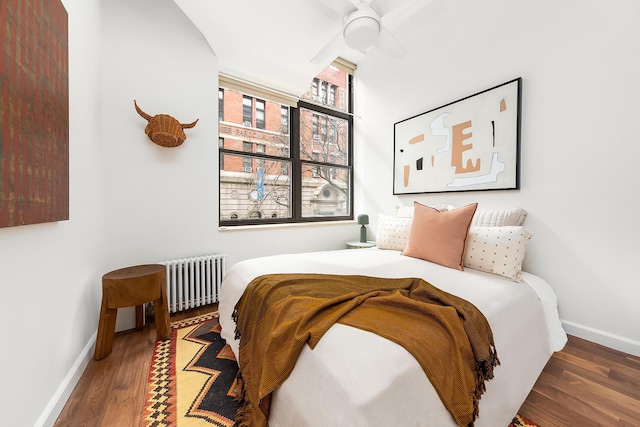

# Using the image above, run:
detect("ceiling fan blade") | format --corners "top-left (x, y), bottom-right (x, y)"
top-left (306, 0), bottom-right (358, 19)
top-left (375, 27), bottom-right (407, 58)
top-left (369, 0), bottom-right (417, 18)
top-left (381, 0), bottom-right (446, 30)
top-left (311, 30), bottom-right (346, 65)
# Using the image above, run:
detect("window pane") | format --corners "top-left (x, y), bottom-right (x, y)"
top-left (242, 96), bottom-right (252, 126)
top-left (219, 91), bottom-right (290, 153)
top-left (301, 163), bottom-right (350, 217)
top-left (218, 89), bottom-right (224, 121)
top-left (299, 107), bottom-right (349, 166)
top-left (220, 153), bottom-right (292, 221)
top-left (280, 106), bottom-right (289, 134)
top-left (256, 99), bottom-right (265, 129)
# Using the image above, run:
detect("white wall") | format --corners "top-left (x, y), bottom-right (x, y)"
top-left (354, 0), bottom-right (640, 355)
top-left (0, 1), bottom-right (103, 426)
top-left (98, 0), bottom-right (222, 331)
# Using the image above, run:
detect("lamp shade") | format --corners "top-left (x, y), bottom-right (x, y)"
top-left (357, 214), bottom-right (369, 225)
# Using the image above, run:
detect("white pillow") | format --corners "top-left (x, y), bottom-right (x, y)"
top-left (472, 207), bottom-right (526, 227)
top-left (376, 214), bottom-right (412, 251)
top-left (463, 226), bottom-right (532, 282)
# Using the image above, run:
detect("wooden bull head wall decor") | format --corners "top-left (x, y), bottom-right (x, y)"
top-left (134, 100), bottom-right (199, 147)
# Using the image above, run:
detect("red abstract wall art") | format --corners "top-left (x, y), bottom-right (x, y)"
top-left (0, 0), bottom-right (69, 228)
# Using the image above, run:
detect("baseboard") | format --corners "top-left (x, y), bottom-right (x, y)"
top-left (34, 333), bottom-right (97, 427)
top-left (562, 319), bottom-right (640, 357)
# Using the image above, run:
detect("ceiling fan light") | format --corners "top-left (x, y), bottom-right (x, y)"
top-left (343, 16), bottom-right (381, 51)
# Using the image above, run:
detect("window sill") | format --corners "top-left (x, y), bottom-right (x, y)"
top-left (218, 220), bottom-right (355, 232)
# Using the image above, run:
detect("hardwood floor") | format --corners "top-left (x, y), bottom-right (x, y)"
top-left (518, 334), bottom-right (640, 426)
top-left (55, 304), bottom-right (640, 427)
top-left (54, 305), bottom-right (215, 427)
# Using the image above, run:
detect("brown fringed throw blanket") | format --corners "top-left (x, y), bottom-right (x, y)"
top-left (233, 273), bottom-right (499, 427)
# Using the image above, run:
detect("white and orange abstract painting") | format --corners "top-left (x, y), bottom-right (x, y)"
top-left (393, 78), bottom-right (520, 194)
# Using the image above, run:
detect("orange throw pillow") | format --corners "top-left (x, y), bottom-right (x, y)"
top-left (403, 202), bottom-right (478, 270)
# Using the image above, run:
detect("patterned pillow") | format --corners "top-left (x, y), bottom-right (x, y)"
top-left (376, 214), bottom-right (412, 251)
top-left (463, 226), bottom-right (532, 282)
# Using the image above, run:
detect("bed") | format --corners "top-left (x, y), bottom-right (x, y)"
top-left (218, 204), bottom-right (567, 426)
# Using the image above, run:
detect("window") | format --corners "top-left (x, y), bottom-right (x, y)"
top-left (281, 147), bottom-right (290, 175)
top-left (218, 138), bottom-right (224, 169)
top-left (280, 106), bottom-right (289, 134)
top-left (312, 115), bottom-right (318, 139)
top-left (320, 81), bottom-right (327, 104)
top-left (256, 144), bottom-right (265, 171)
top-left (243, 141), bottom-right (253, 173)
top-left (256, 99), bottom-right (265, 129)
top-left (320, 116), bottom-right (327, 140)
top-left (218, 89), bottom-right (224, 121)
top-left (242, 96), bottom-right (252, 126)
top-left (329, 85), bottom-right (335, 106)
top-left (219, 62), bottom-right (353, 225)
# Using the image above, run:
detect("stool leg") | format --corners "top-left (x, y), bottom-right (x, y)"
top-left (153, 288), bottom-right (171, 341)
top-left (135, 305), bottom-right (144, 331)
top-left (94, 293), bottom-right (117, 360)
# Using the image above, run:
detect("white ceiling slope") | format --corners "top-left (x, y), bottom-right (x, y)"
top-left (170, 0), bottom-right (353, 97)
top-left (172, 0), bottom-right (442, 97)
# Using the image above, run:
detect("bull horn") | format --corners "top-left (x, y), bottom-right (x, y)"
top-left (133, 100), bottom-right (152, 121)
top-left (181, 118), bottom-right (199, 129)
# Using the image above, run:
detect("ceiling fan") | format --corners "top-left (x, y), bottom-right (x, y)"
top-left (310, 0), bottom-right (432, 64)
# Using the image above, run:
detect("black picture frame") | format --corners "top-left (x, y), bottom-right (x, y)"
top-left (393, 78), bottom-right (521, 194)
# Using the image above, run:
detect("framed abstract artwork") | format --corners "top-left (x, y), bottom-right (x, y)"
top-left (393, 78), bottom-right (521, 194)
top-left (0, 0), bottom-right (69, 227)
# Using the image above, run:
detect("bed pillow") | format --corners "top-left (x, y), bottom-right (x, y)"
top-left (403, 202), bottom-right (478, 270)
top-left (472, 207), bottom-right (527, 227)
top-left (463, 226), bottom-right (532, 282)
top-left (395, 203), bottom-right (455, 218)
top-left (376, 214), bottom-right (412, 251)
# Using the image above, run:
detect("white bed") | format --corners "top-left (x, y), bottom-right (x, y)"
top-left (219, 248), bottom-right (567, 427)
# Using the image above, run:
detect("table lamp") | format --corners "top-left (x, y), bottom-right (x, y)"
top-left (358, 214), bottom-right (369, 243)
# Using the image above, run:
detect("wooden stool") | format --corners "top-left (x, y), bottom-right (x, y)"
top-left (94, 264), bottom-right (171, 360)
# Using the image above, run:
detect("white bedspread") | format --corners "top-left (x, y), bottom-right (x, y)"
top-left (219, 248), bottom-right (567, 427)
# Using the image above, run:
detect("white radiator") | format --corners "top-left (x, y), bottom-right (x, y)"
top-left (158, 254), bottom-right (227, 313)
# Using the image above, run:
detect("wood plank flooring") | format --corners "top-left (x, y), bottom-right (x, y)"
top-left (54, 304), bottom-right (640, 427)
top-left (518, 333), bottom-right (640, 426)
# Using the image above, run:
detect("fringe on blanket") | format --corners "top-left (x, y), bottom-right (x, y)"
top-left (472, 345), bottom-right (500, 423)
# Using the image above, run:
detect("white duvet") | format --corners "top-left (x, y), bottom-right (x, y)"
top-left (218, 248), bottom-right (567, 427)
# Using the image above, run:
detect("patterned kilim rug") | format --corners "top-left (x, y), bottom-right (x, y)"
top-left (140, 313), bottom-right (541, 427)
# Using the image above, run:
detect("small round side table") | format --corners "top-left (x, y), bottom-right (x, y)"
top-left (346, 241), bottom-right (377, 249)
top-left (94, 264), bottom-right (171, 360)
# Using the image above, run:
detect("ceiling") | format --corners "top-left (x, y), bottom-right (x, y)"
top-left (172, 0), bottom-right (441, 98)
